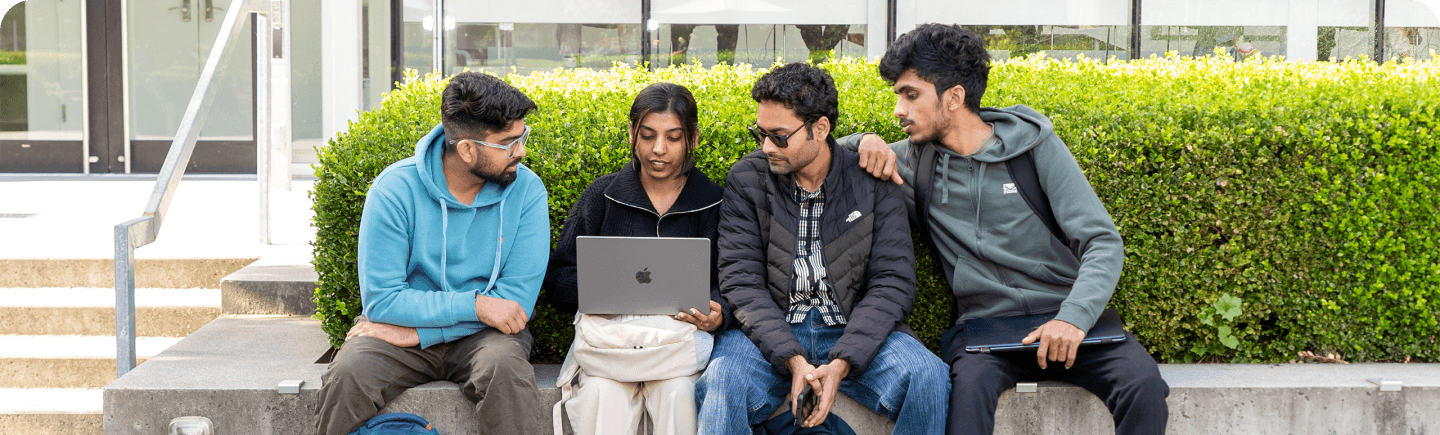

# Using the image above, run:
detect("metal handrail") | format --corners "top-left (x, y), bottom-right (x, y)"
top-left (113, 0), bottom-right (276, 377)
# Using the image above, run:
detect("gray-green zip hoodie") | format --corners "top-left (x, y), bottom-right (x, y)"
top-left (841, 105), bottom-right (1123, 332)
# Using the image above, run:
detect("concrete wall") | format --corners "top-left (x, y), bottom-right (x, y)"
top-left (104, 316), bottom-right (1440, 435)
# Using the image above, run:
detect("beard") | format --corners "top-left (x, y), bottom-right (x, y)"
top-left (901, 99), bottom-right (954, 144)
top-left (766, 155), bottom-right (794, 175)
top-left (901, 115), bottom-right (952, 145)
top-left (470, 157), bottom-right (520, 186)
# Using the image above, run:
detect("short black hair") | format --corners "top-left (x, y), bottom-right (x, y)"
top-left (629, 82), bottom-right (700, 177)
top-left (880, 24), bottom-right (990, 114)
top-left (441, 72), bottom-right (537, 150)
top-left (750, 62), bottom-right (839, 139)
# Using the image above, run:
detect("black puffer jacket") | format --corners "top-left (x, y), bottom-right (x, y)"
top-left (545, 162), bottom-right (736, 331)
top-left (717, 139), bottom-right (916, 378)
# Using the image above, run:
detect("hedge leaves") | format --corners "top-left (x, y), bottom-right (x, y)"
top-left (313, 56), bottom-right (1439, 363)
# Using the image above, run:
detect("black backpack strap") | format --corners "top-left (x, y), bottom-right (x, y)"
top-left (913, 143), bottom-right (939, 249)
top-left (1007, 149), bottom-right (1069, 249)
top-left (911, 143), bottom-right (962, 325)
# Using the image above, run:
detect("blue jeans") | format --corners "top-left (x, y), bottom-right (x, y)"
top-left (695, 309), bottom-right (950, 435)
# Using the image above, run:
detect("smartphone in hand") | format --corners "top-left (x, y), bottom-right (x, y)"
top-left (793, 384), bottom-right (818, 425)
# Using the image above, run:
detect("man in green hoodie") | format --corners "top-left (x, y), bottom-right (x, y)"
top-left (841, 24), bottom-right (1170, 435)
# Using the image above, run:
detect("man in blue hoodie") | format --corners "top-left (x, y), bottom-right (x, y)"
top-left (841, 25), bottom-right (1170, 435)
top-left (314, 72), bottom-right (550, 435)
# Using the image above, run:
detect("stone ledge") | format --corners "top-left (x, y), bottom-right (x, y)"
top-left (220, 264), bottom-right (318, 315)
top-left (103, 316), bottom-right (1440, 435)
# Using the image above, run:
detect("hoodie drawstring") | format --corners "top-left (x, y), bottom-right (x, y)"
top-left (974, 162), bottom-right (988, 257)
top-left (440, 202), bottom-right (449, 292)
top-left (483, 199), bottom-right (505, 296)
top-left (437, 197), bottom-right (506, 296)
top-left (938, 153), bottom-right (951, 204)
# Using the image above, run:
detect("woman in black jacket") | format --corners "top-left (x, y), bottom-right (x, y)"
top-left (545, 82), bottom-right (732, 435)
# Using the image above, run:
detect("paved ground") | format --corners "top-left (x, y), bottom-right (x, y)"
top-left (0, 175), bottom-right (316, 260)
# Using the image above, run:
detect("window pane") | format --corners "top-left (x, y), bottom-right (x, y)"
top-left (652, 0), bottom-right (869, 66)
top-left (1386, 0), bottom-right (1440, 60)
top-left (911, 0), bottom-right (1131, 61)
top-left (444, 0), bottom-right (640, 75)
top-left (402, 0), bottom-right (435, 76)
top-left (657, 24), bottom-right (867, 67)
top-left (1, 0), bottom-right (84, 141)
top-left (293, 0), bottom-right (322, 143)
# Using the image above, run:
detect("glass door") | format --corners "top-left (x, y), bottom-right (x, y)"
top-left (0, 0), bottom-right (86, 173)
top-left (127, 0), bottom-right (255, 173)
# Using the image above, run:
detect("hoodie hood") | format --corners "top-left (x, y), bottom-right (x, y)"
top-left (969, 105), bottom-right (1054, 163)
top-left (414, 123), bottom-right (517, 209)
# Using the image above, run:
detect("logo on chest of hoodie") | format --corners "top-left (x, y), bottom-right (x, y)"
top-left (1002, 183), bottom-right (1018, 194)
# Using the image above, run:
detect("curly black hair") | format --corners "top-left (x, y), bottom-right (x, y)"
top-left (880, 24), bottom-right (990, 114)
top-left (441, 72), bottom-right (537, 150)
top-left (750, 62), bottom-right (839, 139)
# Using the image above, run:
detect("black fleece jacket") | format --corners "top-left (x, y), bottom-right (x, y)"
top-left (544, 162), bottom-right (737, 331)
top-left (717, 139), bottom-right (917, 378)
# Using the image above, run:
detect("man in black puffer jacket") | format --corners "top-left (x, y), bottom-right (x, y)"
top-left (695, 63), bottom-right (949, 435)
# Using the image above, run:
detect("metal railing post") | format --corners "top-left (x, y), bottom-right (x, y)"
top-left (113, 0), bottom-right (272, 378)
top-left (255, 11), bottom-right (273, 244)
top-left (113, 217), bottom-right (149, 376)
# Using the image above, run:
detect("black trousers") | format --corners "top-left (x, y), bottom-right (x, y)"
top-left (941, 323), bottom-right (1170, 435)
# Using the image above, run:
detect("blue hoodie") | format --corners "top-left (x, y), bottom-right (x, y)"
top-left (357, 123), bottom-right (550, 349)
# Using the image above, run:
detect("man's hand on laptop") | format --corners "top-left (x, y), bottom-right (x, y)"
top-left (346, 320), bottom-right (419, 348)
top-left (802, 357), bottom-right (850, 428)
top-left (856, 133), bottom-right (902, 185)
top-left (1022, 319), bottom-right (1085, 369)
top-left (475, 295), bottom-right (528, 334)
top-left (674, 300), bottom-right (723, 332)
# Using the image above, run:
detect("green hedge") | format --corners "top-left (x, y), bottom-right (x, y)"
top-left (313, 56), bottom-right (1440, 364)
top-left (0, 51), bottom-right (23, 65)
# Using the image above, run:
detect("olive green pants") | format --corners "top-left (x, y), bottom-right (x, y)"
top-left (314, 324), bottom-right (543, 435)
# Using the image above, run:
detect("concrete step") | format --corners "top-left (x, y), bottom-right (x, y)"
top-left (292, 163), bottom-right (318, 179)
top-left (0, 288), bottom-right (221, 336)
top-left (0, 258), bottom-right (253, 289)
top-left (0, 335), bottom-right (182, 389)
top-left (293, 139), bottom-right (320, 179)
top-left (104, 316), bottom-right (1440, 435)
top-left (221, 265), bottom-right (317, 315)
top-left (0, 389), bottom-right (102, 435)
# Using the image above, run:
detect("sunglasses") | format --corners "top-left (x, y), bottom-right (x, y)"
top-left (448, 125), bottom-right (530, 159)
top-left (748, 121), bottom-right (812, 149)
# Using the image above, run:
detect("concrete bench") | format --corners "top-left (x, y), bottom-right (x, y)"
top-left (104, 315), bottom-right (1440, 435)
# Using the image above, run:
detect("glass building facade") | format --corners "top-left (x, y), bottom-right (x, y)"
top-left (0, 0), bottom-right (1436, 173)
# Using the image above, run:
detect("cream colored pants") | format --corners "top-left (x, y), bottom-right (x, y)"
top-left (565, 372), bottom-right (699, 435)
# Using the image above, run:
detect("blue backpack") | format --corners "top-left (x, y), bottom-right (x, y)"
top-left (349, 412), bottom-right (441, 435)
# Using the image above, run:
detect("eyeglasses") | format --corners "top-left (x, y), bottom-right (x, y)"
top-left (748, 121), bottom-right (811, 149)
top-left (448, 125), bottom-right (530, 158)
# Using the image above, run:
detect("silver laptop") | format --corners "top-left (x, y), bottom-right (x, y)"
top-left (576, 236), bottom-right (712, 315)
